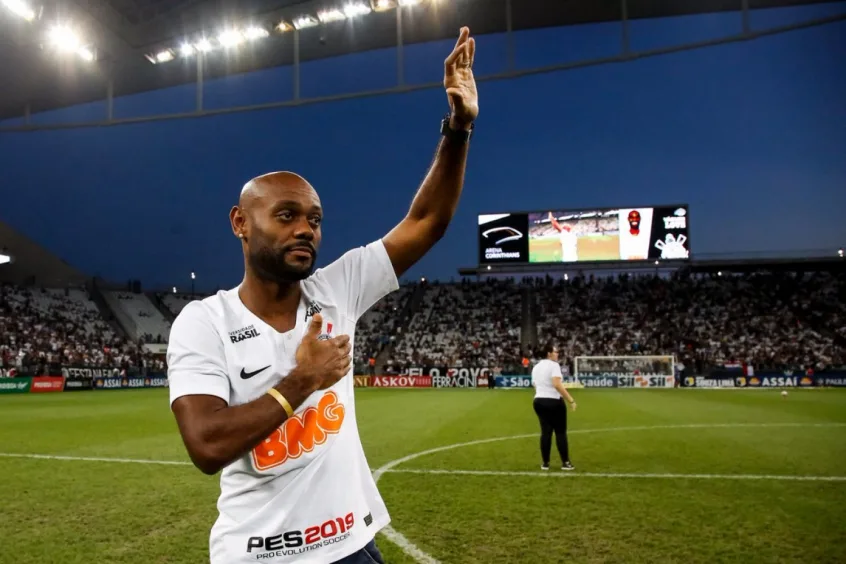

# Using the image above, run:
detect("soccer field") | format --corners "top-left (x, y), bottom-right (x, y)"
top-left (529, 234), bottom-right (620, 263)
top-left (1, 389), bottom-right (845, 564)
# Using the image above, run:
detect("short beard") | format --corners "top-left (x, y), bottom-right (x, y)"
top-left (248, 243), bottom-right (317, 284)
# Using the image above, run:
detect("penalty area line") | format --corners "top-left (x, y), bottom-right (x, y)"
top-left (383, 468), bottom-right (846, 482)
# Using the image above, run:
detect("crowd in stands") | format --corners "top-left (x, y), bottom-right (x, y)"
top-left (0, 284), bottom-right (165, 377)
top-left (533, 270), bottom-right (845, 374)
top-left (2, 269), bottom-right (844, 379)
top-left (383, 279), bottom-right (524, 373)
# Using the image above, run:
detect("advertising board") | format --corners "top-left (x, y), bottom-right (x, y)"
top-left (371, 375), bottom-right (432, 388)
top-left (617, 375), bottom-right (675, 388)
top-left (0, 377), bottom-right (31, 394)
top-left (93, 376), bottom-right (168, 390)
top-left (30, 376), bottom-right (65, 393)
top-left (402, 366), bottom-right (492, 388)
top-left (494, 375), bottom-right (532, 389)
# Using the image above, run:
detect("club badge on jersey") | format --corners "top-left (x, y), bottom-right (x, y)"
top-left (317, 322), bottom-right (333, 341)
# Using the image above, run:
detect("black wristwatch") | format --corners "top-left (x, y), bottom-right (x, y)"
top-left (441, 114), bottom-right (474, 144)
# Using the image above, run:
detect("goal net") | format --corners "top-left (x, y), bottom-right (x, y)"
top-left (572, 355), bottom-right (676, 388)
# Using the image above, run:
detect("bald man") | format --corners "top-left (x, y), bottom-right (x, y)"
top-left (166, 28), bottom-right (478, 564)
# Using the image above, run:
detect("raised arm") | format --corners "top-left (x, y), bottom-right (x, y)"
top-left (549, 212), bottom-right (563, 233)
top-left (382, 27), bottom-right (479, 277)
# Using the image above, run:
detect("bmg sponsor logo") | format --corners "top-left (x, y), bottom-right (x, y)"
top-left (247, 512), bottom-right (354, 559)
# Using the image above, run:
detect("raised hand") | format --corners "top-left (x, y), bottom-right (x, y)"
top-left (294, 313), bottom-right (353, 391)
top-left (444, 27), bottom-right (479, 128)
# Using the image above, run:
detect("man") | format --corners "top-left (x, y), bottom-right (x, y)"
top-left (166, 28), bottom-right (478, 564)
top-left (548, 212), bottom-right (578, 262)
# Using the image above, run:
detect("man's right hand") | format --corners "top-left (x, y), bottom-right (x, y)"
top-left (293, 313), bottom-right (352, 392)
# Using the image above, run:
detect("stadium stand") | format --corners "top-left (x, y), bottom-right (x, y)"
top-left (533, 271), bottom-right (846, 374)
top-left (2, 269), bottom-right (843, 379)
top-left (0, 284), bottom-right (164, 375)
top-left (353, 283), bottom-right (416, 373)
top-left (384, 279), bottom-right (524, 373)
top-left (161, 292), bottom-right (197, 317)
top-left (103, 291), bottom-right (171, 344)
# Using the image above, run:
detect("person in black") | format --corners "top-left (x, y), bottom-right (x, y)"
top-left (531, 343), bottom-right (577, 471)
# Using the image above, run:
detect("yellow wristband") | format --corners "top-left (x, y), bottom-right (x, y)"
top-left (267, 388), bottom-right (294, 418)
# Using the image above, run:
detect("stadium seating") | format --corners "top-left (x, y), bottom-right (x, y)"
top-left (533, 271), bottom-right (845, 373)
top-left (353, 284), bottom-right (416, 372)
top-left (2, 271), bottom-right (843, 377)
top-left (385, 279), bottom-right (523, 372)
top-left (161, 292), bottom-right (197, 316)
top-left (0, 284), bottom-right (164, 373)
top-left (103, 291), bottom-right (171, 343)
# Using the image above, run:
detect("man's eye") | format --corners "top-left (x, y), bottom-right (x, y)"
top-left (277, 211), bottom-right (293, 220)
top-left (310, 216), bottom-right (322, 226)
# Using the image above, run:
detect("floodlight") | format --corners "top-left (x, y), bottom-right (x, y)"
top-left (244, 26), bottom-right (269, 40)
top-left (2, 0), bottom-right (35, 21)
top-left (318, 9), bottom-right (346, 23)
top-left (0, 254), bottom-right (10, 266)
top-left (293, 15), bottom-right (318, 29)
top-left (398, 0), bottom-right (421, 6)
top-left (77, 46), bottom-right (95, 61)
top-left (179, 43), bottom-right (195, 57)
top-left (343, 2), bottom-right (372, 17)
top-left (145, 49), bottom-right (174, 64)
top-left (276, 20), bottom-right (294, 32)
top-left (195, 38), bottom-right (214, 52)
top-left (217, 29), bottom-right (244, 47)
top-left (48, 25), bottom-right (82, 51)
top-left (372, 0), bottom-right (397, 11)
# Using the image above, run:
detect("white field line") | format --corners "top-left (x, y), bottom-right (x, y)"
top-left (371, 422), bottom-right (846, 564)
top-left (382, 468), bottom-right (846, 482)
top-left (1, 422), bottom-right (844, 564)
top-left (0, 452), bottom-right (192, 465)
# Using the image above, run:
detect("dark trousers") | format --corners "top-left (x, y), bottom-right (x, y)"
top-left (333, 539), bottom-right (385, 564)
top-left (532, 397), bottom-right (570, 465)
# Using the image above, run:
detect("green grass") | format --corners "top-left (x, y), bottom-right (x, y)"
top-left (1, 388), bottom-right (845, 563)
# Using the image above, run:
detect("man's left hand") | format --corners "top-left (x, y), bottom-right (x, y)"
top-left (444, 27), bottom-right (478, 130)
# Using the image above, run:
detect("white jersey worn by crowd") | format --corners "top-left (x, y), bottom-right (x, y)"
top-left (167, 240), bottom-right (398, 564)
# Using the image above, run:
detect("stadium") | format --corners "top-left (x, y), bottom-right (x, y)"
top-left (2, 1), bottom-right (846, 563)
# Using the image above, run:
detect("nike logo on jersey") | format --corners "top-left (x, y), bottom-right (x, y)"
top-left (240, 365), bottom-right (271, 380)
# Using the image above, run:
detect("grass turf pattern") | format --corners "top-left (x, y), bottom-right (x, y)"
top-left (1, 388), bottom-right (844, 563)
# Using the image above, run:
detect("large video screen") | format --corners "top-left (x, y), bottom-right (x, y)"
top-left (478, 205), bottom-right (689, 265)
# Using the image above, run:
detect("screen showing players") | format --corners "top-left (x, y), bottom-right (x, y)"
top-left (527, 206), bottom-right (690, 264)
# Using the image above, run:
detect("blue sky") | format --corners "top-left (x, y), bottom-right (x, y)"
top-left (0, 3), bottom-right (844, 291)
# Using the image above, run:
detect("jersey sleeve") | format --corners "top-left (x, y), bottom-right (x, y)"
top-left (317, 239), bottom-right (400, 321)
top-left (551, 363), bottom-right (564, 378)
top-left (166, 301), bottom-right (231, 407)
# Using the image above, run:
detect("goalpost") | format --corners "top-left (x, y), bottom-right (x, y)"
top-left (572, 355), bottom-right (676, 388)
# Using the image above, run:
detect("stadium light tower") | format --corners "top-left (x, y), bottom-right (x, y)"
top-left (190, 271), bottom-right (196, 297)
top-left (839, 248), bottom-right (844, 258)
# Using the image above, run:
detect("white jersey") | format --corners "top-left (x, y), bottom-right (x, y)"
top-left (167, 240), bottom-right (398, 564)
top-left (532, 359), bottom-right (564, 400)
top-left (559, 229), bottom-right (578, 262)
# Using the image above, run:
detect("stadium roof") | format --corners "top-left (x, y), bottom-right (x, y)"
top-left (0, 0), bottom-right (841, 121)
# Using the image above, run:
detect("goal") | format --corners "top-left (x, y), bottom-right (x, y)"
top-left (572, 355), bottom-right (676, 387)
